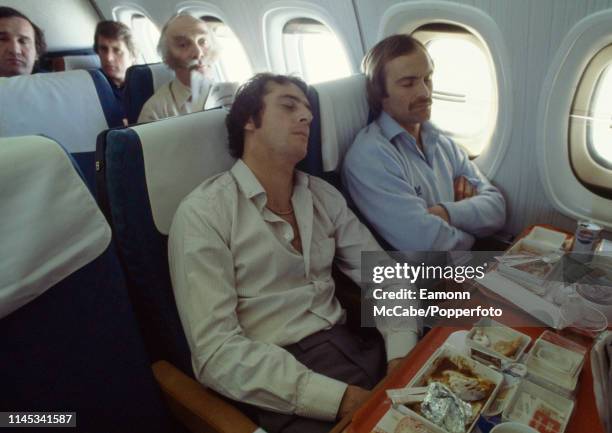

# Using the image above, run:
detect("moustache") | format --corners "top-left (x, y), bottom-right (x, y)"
top-left (409, 98), bottom-right (432, 109)
top-left (186, 59), bottom-right (210, 70)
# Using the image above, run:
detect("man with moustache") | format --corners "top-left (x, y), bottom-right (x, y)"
top-left (342, 34), bottom-right (505, 251)
top-left (0, 7), bottom-right (46, 77)
top-left (168, 73), bottom-right (419, 433)
top-left (138, 14), bottom-right (236, 123)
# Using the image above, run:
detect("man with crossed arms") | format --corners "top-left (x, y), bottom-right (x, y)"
top-left (343, 34), bottom-right (506, 251)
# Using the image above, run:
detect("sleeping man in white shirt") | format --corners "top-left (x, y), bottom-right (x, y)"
top-left (168, 73), bottom-right (419, 433)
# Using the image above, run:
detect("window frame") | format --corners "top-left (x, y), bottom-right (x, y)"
top-left (263, 5), bottom-right (358, 81)
top-left (537, 9), bottom-right (612, 228)
top-left (112, 6), bottom-right (160, 64)
top-left (413, 23), bottom-right (498, 157)
top-left (129, 13), bottom-right (161, 63)
top-left (280, 17), bottom-right (353, 84)
top-left (379, 0), bottom-right (511, 179)
top-left (569, 44), bottom-right (612, 195)
top-left (198, 14), bottom-right (253, 83)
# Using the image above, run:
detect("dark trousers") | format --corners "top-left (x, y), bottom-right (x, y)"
top-left (241, 325), bottom-right (386, 433)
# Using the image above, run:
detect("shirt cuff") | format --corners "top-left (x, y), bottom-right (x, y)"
top-left (383, 330), bottom-right (419, 361)
top-left (440, 200), bottom-right (472, 233)
top-left (296, 371), bottom-right (348, 421)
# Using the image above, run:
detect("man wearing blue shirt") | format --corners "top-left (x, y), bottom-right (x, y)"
top-left (342, 34), bottom-right (505, 251)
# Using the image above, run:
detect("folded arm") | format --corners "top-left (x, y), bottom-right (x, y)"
top-left (342, 150), bottom-right (474, 251)
top-left (440, 144), bottom-right (506, 237)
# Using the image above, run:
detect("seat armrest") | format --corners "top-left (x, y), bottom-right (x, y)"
top-left (152, 360), bottom-right (258, 433)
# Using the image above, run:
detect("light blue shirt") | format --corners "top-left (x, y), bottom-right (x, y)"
top-left (341, 112), bottom-right (506, 251)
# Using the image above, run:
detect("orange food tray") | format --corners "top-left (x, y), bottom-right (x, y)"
top-left (347, 326), bottom-right (604, 433)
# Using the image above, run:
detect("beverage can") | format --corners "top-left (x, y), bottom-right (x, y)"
top-left (572, 221), bottom-right (602, 252)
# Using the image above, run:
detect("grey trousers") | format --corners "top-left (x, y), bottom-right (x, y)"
top-left (241, 325), bottom-right (386, 433)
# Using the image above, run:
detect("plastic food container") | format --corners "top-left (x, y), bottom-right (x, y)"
top-left (466, 319), bottom-right (532, 368)
top-left (497, 227), bottom-right (567, 296)
top-left (524, 331), bottom-right (586, 395)
top-left (482, 371), bottom-right (523, 417)
top-left (506, 227), bottom-right (567, 256)
top-left (371, 406), bottom-right (441, 433)
top-left (502, 379), bottom-right (575, 433)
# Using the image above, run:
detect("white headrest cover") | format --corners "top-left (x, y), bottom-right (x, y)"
top-left (150, 63), bottom-right (175, 91)
top-left (0, 136), bottom-right (111, 319)
top-left (313, 74), bottom-right (369, 172)
top-left (63, 55), bottom-right (101, 71)
top-left (0, 71), bottom-right (107, 153)
top-left (135, 110), bottom-right (235, 234)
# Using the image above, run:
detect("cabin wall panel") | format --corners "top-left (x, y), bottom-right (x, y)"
top-left (93, 0), bottom-right (362, 73)
top-left (354, 0), bottom-right (612, 235)
top-left (178, 1), bottom-right (269, 72)
top-left (93, 0), bottom-right (173, 27)
top-left (4, 0), bottom-right (99, 51)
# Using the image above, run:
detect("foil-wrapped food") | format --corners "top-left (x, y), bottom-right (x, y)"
top-left (420, 382), bottom-right (472, 433)
top-left (408, 356), bottom-right (496, 433)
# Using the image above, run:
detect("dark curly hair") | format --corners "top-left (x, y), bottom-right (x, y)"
top-left (0, 7), bottom-right (47, 58)
top-left (226, 73), bottom-right (308, 158)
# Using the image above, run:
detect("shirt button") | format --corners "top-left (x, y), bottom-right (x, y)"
top-left (313, 280), bottom-right (327, 291)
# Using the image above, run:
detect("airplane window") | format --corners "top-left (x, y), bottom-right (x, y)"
top-left (590, 66), bottom-right (612, 165)
top-left (282, 18), bottom-right (352, 84)
top-left (130, 14), bottom-right (161, 63)
top-left (413, 24), bottom-right (497, 157)
top-left (569, 44), bottom-right (612, 194)
top-left (201, 16), bottom-right (253, 83)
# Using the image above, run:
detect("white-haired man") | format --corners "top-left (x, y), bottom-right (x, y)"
top-left (138, 14), bottom-right (237, 123)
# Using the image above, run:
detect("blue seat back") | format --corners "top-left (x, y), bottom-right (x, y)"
top-left (308, 75), bottom-right (393, 247)
top-left (97, 110), bottom-right (234, 374)
top-left (0, 70), bottom-right (123, 191)
top-left (97, 79), bottom-right (332, 373)
top-left (124, 63), bottom-right (175, 124)
top-left (295, 85), bottom-right (325, 178)
top-left (309, 74), bottom-right (369, 187)
top-left (0, 136), bottom-right (178, 432)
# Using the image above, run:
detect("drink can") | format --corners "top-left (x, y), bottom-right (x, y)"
top-left (572, 221), bottom-right (602, 252)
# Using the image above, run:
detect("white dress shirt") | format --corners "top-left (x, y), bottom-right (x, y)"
top-left (168, 159), bottom-right (418, 421)
top-left (138, 77), bottom-right (237, 123)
